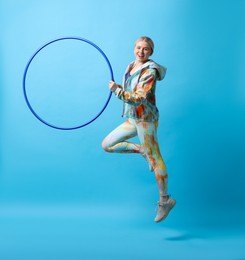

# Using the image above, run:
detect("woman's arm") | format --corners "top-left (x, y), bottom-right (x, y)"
top-left (109, 69), bottom-right (157, 106)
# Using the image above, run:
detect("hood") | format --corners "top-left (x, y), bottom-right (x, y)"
top-left (144, 60), bottom-right (167, 81)
top-left (127, 60), bottom-right (167, 81)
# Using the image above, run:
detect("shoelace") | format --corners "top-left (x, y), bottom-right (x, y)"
top-left (155, 201), bottom-right (168, 212)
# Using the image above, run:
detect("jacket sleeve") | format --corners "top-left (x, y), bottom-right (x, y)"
top-left (114, 69), bottom-right (156, 106)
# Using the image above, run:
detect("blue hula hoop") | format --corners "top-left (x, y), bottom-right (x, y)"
top-left (23, 36), bottom-right (114, 130)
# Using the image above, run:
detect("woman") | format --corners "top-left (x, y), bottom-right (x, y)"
top-left (102, 36), bottom-right (176, 223)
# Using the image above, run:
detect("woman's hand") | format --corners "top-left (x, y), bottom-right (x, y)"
top-left (109, 81), bottom-right (118, 92)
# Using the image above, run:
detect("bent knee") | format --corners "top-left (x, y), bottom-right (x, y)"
top-left (101, 139), bottom-right (111, 152)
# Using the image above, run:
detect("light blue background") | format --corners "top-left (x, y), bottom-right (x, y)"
top-left (1, 0), bottom-right (245, 259)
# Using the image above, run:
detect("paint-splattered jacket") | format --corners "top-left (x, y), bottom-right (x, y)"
top-left (114, 60), bottom-right (166, 122)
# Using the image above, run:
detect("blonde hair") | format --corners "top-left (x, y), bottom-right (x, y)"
top-left (135, 36), bottom-right (154, 55)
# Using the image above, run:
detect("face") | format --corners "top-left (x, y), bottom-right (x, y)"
top-left (134, 40), bottom-right (152, 64)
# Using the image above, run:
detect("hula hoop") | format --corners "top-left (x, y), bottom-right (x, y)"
top-left (23, 36), bottom-right (114, 130)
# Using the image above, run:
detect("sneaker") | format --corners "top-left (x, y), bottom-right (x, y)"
top-left (154, 198), bottom-right (176, 223)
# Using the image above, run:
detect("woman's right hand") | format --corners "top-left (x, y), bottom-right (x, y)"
top-left (109, 81), bottom-right (118, 92)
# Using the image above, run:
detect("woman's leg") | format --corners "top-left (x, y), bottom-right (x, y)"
top-left (103, 118), bottom-right (175, 222)
top-left (102, 119), bottom-right (140, 153)
top-left (135, 119), bottom-right (176, 222)
top-left (135, 120), bottom-right (168, 199)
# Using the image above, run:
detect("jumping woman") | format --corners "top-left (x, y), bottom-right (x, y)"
top-left (102, 36), bottom-right (176, 223)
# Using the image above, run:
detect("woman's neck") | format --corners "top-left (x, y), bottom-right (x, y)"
top-left (134, 60), bottom-right (146, 67)
top-left (130, 60), bottom-right (149, 75)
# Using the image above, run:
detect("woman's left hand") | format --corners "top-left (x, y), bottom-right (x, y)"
top-left (109, 81), bottom-right (118, 92)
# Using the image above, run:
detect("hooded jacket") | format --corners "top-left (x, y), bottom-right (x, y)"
top-left (114, 60), bottom-right (166, 122)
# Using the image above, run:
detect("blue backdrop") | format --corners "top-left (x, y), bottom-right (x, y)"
top-left (1, 0), bottom-right (245, 259)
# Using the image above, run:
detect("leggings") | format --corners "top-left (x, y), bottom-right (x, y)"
top-left (102, 118), bottom-right (168, 196)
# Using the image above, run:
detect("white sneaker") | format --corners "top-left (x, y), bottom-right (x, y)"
top-left (154, 198), bottom-right (176, 223)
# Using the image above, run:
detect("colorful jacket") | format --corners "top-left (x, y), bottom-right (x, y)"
top-left (114, 60), bottom-right (166, 122)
